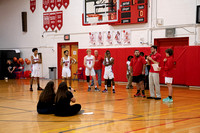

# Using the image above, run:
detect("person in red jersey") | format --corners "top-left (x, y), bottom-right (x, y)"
top-left (130, 50), bottom-right (146, 97)
top-left (147, 46), bottom-right (162, 100)
top-left (159, 48), bottom-right (175, 102)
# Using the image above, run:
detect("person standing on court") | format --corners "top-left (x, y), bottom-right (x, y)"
top-left (91, 50), bottom-right (104, 87)
top-left (84, 49), bottom-right (100, 92)
top-left (130, 50), bottom-right (146, 97)
top-left (61, 50), bottom-right (77, 91)
top-left (126, 55), bottom-right (133, 89)
top-left (147, 46), bottom-right (162, 100)
top-left (30, 48), bottom-right (43, 91)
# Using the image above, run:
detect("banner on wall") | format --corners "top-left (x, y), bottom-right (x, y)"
top-left (43, 0), bottom-right (49, 11)
top-left (89, 32), bottom-right (96, 46)
top-left (43, 12), bottom-right (50, 31)
top-left (97, 32), bottom-right (104, 46)
top-left (49, 12), bottom-right (56, 30)
top-left (49, 0), bottom-right (56, 10)
top-left (56, 11), bottom-right (63, 30)
top-left (63, 0), bottom-right (69, 9)
top-left (30, 0), bottom-right (36, 13)
top-left (105, 31), bottom-right (113, 46)
top-left (113, 30), bottom-right (122, 45)
top-left (122, 30), bottom-right (131, 45)
top-left (56, 0), bottom-right (63, 9)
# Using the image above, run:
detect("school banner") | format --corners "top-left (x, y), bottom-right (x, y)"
top-left (30, 0), bottom-right (36, 13)
top-left (43, 0), bottom-right (49, 11)
top-left (43, 12), bottom-right (50, 31)
top-left (63, 0), bottom-right (69, 9)
top-left (49, 0), bottom-right (56, 10)
top-left (49, 12), bottom-right (56, 30)
top-left (56, 0), bottom-right (62, 9)
top-left (56, 11), bottom-right (63, 30)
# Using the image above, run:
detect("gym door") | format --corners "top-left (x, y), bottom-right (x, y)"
top-left (57, 42), bottom-right (78, 79)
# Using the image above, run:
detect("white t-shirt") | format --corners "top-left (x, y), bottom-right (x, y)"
top-left (126, 61), bottom-right (130, 74)
top-left (63, 56), bottom-right (70, 69)
top-left (32, 54), bottom-right (39, 70)
top-left (104, 57), bottom-right (113, 72)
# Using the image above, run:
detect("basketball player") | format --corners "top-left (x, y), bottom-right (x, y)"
top-left (84, 49), bottom-right (100, 92)
top-left (98, 32), bottom-right (103, 45)
top-left (107, 31), bottom-right (112, 45)
top-left (61, 50), bottom-right (77, 91)
top-left (115, 31), bottom-right (121, 44)
top-left (30, 48), bottom-right (43, 91)
top-left (102, 50), bottom-right (115, 93)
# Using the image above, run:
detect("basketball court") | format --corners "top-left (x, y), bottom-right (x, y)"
top-left (0, 0), bottom-right (200, 133)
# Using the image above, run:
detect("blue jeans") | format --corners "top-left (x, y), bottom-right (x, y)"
top-left (91, 69), bottom-right (102, 86)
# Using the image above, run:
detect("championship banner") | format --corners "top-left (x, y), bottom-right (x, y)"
top-left (49, 12), bottom-right (56, 30)
top-left (43, 0), bottom-right (49, 11)
top-left (56, 11), bottom-right (63, 30)
top-left (63, 0), bottom-right (69, 9)
top-left (30, 0), bottom-right (36, 13)
top-left (49, 0), bottom-right (56, 10)
top-left (56, 0), bottom-right (63, 10)
top-left (43, 12), bottom-right (50, 31)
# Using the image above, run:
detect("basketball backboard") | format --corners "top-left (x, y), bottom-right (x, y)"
top-left (83, 0), bottom-right (120, 26)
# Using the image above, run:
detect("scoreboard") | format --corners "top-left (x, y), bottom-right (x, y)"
top-left (111, 0), bottom-right (148, 25)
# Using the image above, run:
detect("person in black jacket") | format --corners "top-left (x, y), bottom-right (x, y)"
top-left (55, 82), bottom-right (81, 116)
top-left (37, 81), bottom-right (55, 114)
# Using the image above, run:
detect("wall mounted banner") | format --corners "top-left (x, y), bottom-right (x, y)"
top-left (43, 0), bottom-right (49, 11)
top-left (56, 0), bottom-right (63, 10)
top-left (63, 0), bottom-right (69, 9)
top-left (49, 0), bottom-right (56, 10)
top-left (56, 11), bottom-right (63, 30)
top-left (49, 12), bottom-right (56, 30)
top-left (43, 12), bottom-right (50, 31)
top-left (30, 0), bottom-right (36, 13)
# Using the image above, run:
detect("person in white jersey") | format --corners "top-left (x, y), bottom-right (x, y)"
top-left (30, 48), bottom-right (43, 91)
top-left (102, 50), bottom-right (115, 93)
top-left (61, 50), bottom-right (77, 91)
top-left (84, 49), bottom-right (100, 92)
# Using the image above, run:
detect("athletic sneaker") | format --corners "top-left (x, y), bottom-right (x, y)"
top-left (95, 88), bottom-right (100, 92)
top-left (30, 88), bottom-right (33, 91)
top-left (88, 87), bottom-right (91, 92)
top-left (163, 97), bottom-right (173, 102)
top-left (113, 89), bottom-right (115, 93)
top-left (102, 89), bottom-right (108, 93)
top-left (37, 87), bottom-right (43, 91)
top-left (134, 93), bottom-right (141, 97)
top-left (141, 94), bottom-right (146, 98)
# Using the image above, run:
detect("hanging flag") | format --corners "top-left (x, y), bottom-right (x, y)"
top-left (49, 12), bottom-right (57, 30)
top-left (43, 0), bottom-right (49, 11)
top-left (49, 0), bottom-right (56, 10)
top-left (30, 0), bottom-right (36, 13)
top-left (63, 0), bottom-right (69, 9)
top-left (56, 0), bottom-right (63, 10)
top-left (56, 11), bottom-right (63, 30)
top-left (43, 12), bottom-right (50, 31)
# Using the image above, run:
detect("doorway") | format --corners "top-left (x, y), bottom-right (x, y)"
top-left (154, 37), bottom-right (189, 85)
top-left (57, 42), bottom-right (78, 79)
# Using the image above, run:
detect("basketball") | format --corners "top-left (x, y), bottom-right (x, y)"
top-left (21, 60), bottom-right (24, 65)
top-left (17, 60), bottom-right (20, 64)
top-left (26, 60), bottom-right (31, 65)
top-left (19, 58), bottom-right (23, 63)
top-left (13, 57), bottom-right (17, 62)
top-left (25, 58), bottom-right (28, 62)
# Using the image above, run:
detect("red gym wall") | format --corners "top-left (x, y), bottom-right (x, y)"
top-left (78, 46), bottom-right (200, 87)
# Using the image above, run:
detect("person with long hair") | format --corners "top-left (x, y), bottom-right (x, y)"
top-left (37, 81), bottom-right (56, 114)
top-left (54, 82), bottom-right (81, 116)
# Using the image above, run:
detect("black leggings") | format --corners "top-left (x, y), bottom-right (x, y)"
top-left (55, 104), bottom-right (81, 116)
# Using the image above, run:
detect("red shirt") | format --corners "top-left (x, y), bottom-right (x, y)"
top-left (163, 56), bottom-right (174, 77)
top-left (130, 56), bottom-right (146, 76)
top-left (94, 55), bottom-right (104, 70)
top-left (149, 52), bottom-right (161, 73)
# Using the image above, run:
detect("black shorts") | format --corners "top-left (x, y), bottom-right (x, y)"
top-left (132, 74), bottom-right (145, 83)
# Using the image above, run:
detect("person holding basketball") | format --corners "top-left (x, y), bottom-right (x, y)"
top-left (102, 50), bottom-right (115, 93)
top-left (30, 48), bottom-right (43, 91)
top-left (84, 49), bottom-right (100, 92)
top-left (61, 50), bottom-right (77, 91)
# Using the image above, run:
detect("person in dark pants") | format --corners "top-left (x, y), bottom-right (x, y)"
top-left (6, 60), bottom-right (16, 79)
top-left (54, 82), bottom-right (81, 116)
top-left (37, 81), bottom-right (56, 114)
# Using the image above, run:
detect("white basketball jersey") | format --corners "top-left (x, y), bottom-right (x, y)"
top-left (32, 54), bottom-right (40, 70)
top-left (104, 57), bottom-right (113, 71)
top-left (86, 55), bottom-right (94, 68)
top-left (63, 56), bottom-right (70, 68)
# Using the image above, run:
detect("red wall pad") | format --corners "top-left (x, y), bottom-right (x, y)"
top-left (78, 47), bottom-right (151, 82)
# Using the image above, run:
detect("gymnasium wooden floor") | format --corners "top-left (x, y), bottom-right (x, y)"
top-left (0, 79), bottom-right (200, 133)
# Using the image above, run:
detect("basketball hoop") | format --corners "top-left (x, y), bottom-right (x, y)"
top-left (87, 14), bottom-right (103, 21)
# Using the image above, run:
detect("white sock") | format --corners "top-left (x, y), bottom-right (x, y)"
top-left (88, 85), bottom-right (90, 88)
top-left (105, 85), bottom-right (107, 90)
top-left (95, 86), bottom-right (97, 88)
top-left (113, 86), bottom-right (115, 90)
